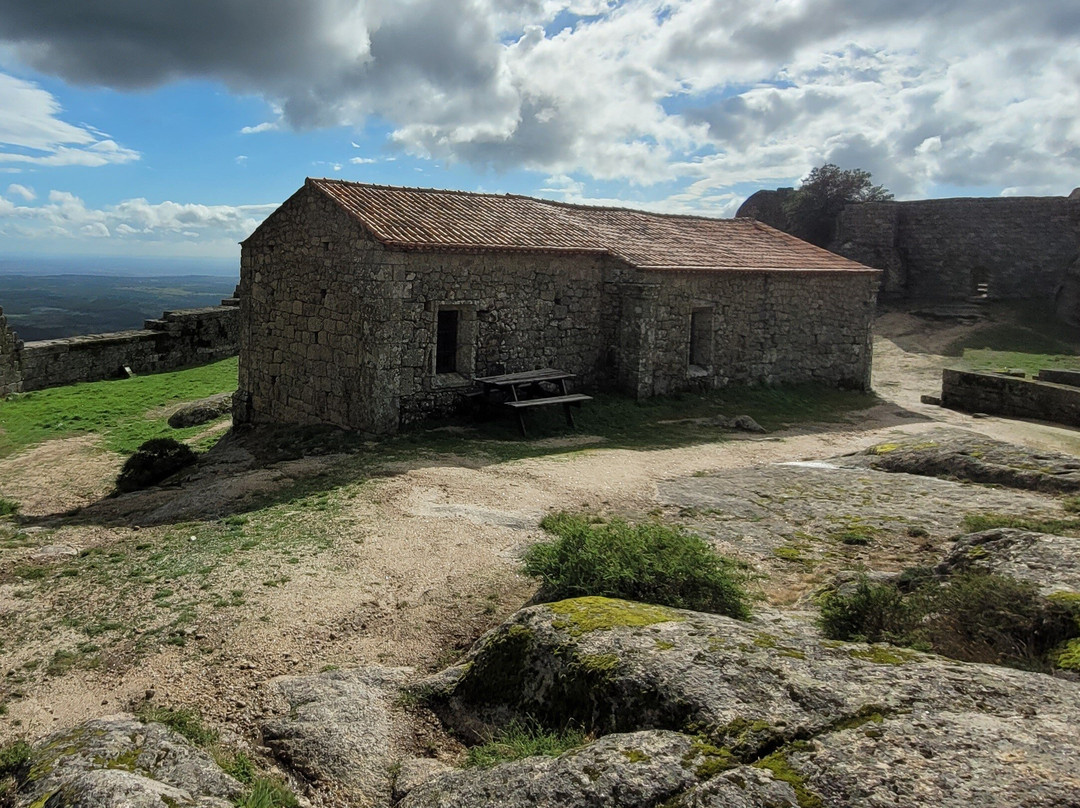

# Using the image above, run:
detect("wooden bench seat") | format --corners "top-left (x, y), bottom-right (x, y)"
top-left (503, 393), bottom-right (593, 408)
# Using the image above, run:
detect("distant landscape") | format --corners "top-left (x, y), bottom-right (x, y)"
top-left (0, 273), bottom-right (238, 341)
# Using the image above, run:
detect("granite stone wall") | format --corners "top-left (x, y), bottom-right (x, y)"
top-left (941, 368), bottom-right (1080, 427)
top-left (737, 190), bottom-right (1080, 321)
top-left (0, 305), bottom-right (238, 394)
top-left (609, 267), bottom-right (878, 397)
top-left (238, 184), bottom-right (880, 435)
top-left (0, 307), bottom-right (23, 396)
top-left (834, 197), bottom-right (1080, 305)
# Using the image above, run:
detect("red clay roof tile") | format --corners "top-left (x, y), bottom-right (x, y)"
top-left (308, 178), bottom-right (876, 274)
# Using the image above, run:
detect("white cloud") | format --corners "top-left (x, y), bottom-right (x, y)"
top-left (0, 189), bottom-right (278, 252)
top-left (0, 73), bottom-right (140, 168)
top-left (0, 0), bottom-right (1077, 207)
top-left (240, 122), bottom-right (278, 135)
top-left (7, 182), bottom-right (35, 200)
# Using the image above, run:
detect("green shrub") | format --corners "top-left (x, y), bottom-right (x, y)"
top-left (524, 512), bottom-right (751, 619)
top-left (0, 498), bottom-right (18, 518)
top-left (116, 438), bottom-right (197, 492)
top-left (819, 578), bottom-right (914, 644)
top-left (465, 717), bottom-right (585, 768)
top-left (819, 570), bottom-right (1079, 671)
top-left (0, 740), bottom-right (31, 780)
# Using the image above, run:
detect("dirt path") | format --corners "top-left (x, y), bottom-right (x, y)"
top-left (1, 312), bottom-right (1078, 749)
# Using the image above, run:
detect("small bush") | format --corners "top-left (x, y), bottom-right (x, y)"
top-left (819, 578), bottom-right (914, 644)
top-left (465, 718), bottom-right (585, 768)
top-left (819, 570), bottom-right (1079, 671)
top-left (524, 512), bottom-right (751, 619)
top-left (0, 498), bottom-right (18, 518)
top-left (0, 740), bottom-right (31, 780)
top-left (116, 438), bottom-right (197, 492)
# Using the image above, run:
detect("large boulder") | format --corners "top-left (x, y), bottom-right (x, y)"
top-left (937, 528), bottom-right (1080, 596)
top-left (168, 393), bottom-right (234, 429)
top-left (419, 596), bottom-right (1080, 807)
top-left (853, 430), bottom-right (1080, 493)
top-left (397, 730), bottom-right (798, 808)
top-left (260, 666), bottom-right (412, 808)
top-left (15, 715), bottom-right (242, 808)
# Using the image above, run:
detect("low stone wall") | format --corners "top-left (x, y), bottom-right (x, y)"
top-left (2, 305), bottom-right (238, 394)
top-left (940, 369), bottom-right (1080, 427)
top-left (1036, 368), bottom-right (1080, 388)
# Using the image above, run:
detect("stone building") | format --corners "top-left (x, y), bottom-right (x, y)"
top-left (235, 178), bottom-right (880, 435)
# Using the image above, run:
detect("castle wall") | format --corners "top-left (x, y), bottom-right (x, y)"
top-left (833, 196), bottom-right (1080, 304)
top-left (0, 307), bottom-right (23, 396)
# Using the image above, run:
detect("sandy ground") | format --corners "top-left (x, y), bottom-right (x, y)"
top-left (1, 311), bottom-right (1078, 752)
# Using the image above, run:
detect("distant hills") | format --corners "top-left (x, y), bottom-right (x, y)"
top-left (0, 273), bottom-right (238, 341)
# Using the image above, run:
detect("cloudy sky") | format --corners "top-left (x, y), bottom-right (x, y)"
top-left (1, 0), bottom-right (1078, 264)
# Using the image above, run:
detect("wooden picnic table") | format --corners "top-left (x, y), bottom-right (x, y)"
top-left (473, 368), bottom-right (593, 436)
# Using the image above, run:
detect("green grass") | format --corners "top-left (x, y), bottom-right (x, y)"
top-left (465, 718), bottom-right (586, 767)
top-left (524, 512), bottom-right (752, 619)
top-left (0, 356), bottom-right (237, 458)
top-left (0, 498), bottom-right (18, 517)
top-left (135, 705), bottom-right (219, 747)
top-left (235, 778), bottom-right (299, 808)
top-left (962, 512), bottom-right (1080, 536)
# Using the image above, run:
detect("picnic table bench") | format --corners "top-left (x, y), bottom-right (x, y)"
top-left (473, 368), bottom-right (592, 436)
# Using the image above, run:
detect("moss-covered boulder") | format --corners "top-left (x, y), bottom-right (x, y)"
top-left (419, 596), bottom-right (1080, 807)
top-left (15, 715), bottom-right (242, 807)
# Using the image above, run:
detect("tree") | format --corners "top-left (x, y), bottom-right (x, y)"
top-left (783, 163), bottom-right (893, 247)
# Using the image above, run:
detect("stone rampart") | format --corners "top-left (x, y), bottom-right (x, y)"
top-left (940, 368), bottom-right (1080, 427)
top-left (1, 305), bottom-right (238, 394)
top-left (1035, 368), bottom-right (1080, 388)
top-left (737, 190), bottom-right (1080, 321)
top-left (835, 196), bottom-right (1080, 305)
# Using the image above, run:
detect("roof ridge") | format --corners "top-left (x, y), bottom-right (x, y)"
top-left (307, 177), bottom-right (524, 202)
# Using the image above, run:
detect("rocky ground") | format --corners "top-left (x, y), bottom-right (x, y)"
top-left (2, 310), bottom-right (1080, 806)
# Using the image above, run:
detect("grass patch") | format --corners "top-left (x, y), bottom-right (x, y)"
top-left (0, 356), bottom-right (237, 459)
top-left (464, 717), bottom-right (585, 768)
top-left (135, 705), bottom-right (218, 747)
top-left (962, 512), bottom-right (1080, 536)
top-left (0, 498), bottom-right (18, 518)
top-left (819, 571), bottom-right (1079, 672)
top-left (235, 778), bottom-right (299, 808)
top-left (524, 512), bottom-right (751, 619)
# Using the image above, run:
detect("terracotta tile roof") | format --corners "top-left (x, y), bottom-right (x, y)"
top-left (307, 178), bottom-right (876, 274)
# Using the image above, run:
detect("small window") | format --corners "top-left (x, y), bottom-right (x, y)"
top-left (436, 309), bottom-right (459, 374)
top-left (689, 307), bottom-right (713, 369)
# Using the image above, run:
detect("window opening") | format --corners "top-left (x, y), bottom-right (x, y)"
top-left (689, 307), bottom-right (712, 368)
top-left (436, 309), bottom-right (459, 374)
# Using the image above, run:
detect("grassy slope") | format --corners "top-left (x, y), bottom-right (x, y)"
top-left (0, 357), bottom-right (238, 459)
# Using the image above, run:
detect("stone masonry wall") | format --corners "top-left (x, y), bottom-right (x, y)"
top-left (834, 196), bottom-right (1080, 305)
top-left (0, 307), bottom-right (23, 396)
top-left (3, 306), bottom-right (237, 394)
top-left (941, 368), bottom-right (1080, 427)
top-left (396, 251), bottom-right (614, 425)
top-left (237, 184), bottom-right (404, 434)
top-left (610, 267), bottom-right (879, 397)
top-left (237, 183), bottom-right (617, 433)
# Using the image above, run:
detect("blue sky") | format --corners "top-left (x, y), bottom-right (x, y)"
top-left (1, 0), bottom-right (1078, 268)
